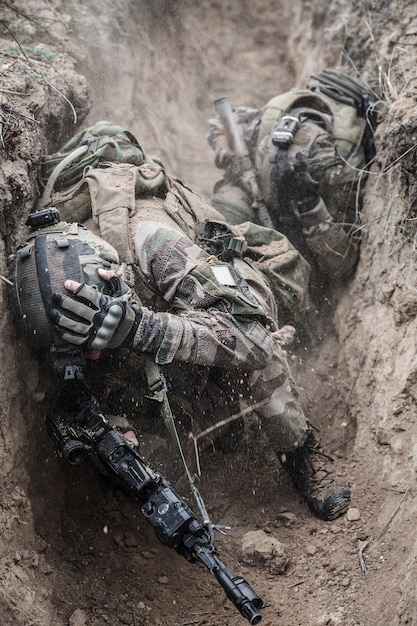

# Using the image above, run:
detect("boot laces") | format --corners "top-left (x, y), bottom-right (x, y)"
top-left (301, 432), bottom-right (336, 493)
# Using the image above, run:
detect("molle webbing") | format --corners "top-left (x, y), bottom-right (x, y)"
top-left (34, 234), bottom-right (54, 315)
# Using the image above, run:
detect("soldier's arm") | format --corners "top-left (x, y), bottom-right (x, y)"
top-left (292, 188), bottom-right (359, 278)
top-left (207, 106), bottom-right (261, 168)
top-left (132, 222), bottom-right (275, 369)
top-left (277, 153), bottom-right (359, 277)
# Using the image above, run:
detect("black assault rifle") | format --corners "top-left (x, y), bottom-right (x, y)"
top-left (46, 397), bottom-right (263, 625)
top-left (214, 96), bottom-right (275, 230)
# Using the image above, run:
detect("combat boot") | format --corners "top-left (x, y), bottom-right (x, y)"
top-left (279, 430), bottom-right (350, 521)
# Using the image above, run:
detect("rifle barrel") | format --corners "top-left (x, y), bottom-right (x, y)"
top-left (193, 545), bottom-right (263, 624)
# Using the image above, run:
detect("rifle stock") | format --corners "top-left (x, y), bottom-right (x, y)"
top-left (214, 97), bottom-right (275, 229)
top-left (46, 400), bottom-right (263, 624)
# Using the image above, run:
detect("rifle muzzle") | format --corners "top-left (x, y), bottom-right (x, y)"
top-left (214, 567), bottom-right (263, 624)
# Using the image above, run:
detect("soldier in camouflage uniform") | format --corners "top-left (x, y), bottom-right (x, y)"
top-left (9, 122), bottom-right (351, 521)
top-left (207, 70), bottom-right (379, 283)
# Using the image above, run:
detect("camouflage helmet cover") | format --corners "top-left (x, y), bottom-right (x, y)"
top-left (8, 221), bottom-right (122, 348)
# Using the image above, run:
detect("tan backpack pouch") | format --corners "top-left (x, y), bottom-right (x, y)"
top-left (85, 163), bottom-right (137, 264)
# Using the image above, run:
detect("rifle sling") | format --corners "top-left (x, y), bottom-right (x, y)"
top-left (142, 353), bottom-right (206, 517)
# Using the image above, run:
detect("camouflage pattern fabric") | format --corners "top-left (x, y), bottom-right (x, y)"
top-left (232, 221), bottom-right (311, 325)
top-left (131, 221), bottom-right (275, 368)
top-left (246, 344), bottom-right (308, 449)
top-left (35, 121), bottom-right (314, 453)
top-left (129, 215), bottom-right (310, 452)
top-left (207, 93), bottom-right (369, 278)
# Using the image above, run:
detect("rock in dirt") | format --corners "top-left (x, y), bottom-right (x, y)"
top-left (68, 609), bottom-right (89, 626)
top-left (241, 529), bottom-right (289, 575)
top-left (346, 507), bottom-right (361, 521)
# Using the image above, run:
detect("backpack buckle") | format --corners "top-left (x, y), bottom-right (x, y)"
top-left (87, 137), bottom-right (99, 153)
top-left (271, 115), bottom-right (300, 148)
top-left (198, 220), bottom-right (247, 260)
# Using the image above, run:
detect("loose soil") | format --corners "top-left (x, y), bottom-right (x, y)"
top-left (1, 1), bottom-right (417, 625)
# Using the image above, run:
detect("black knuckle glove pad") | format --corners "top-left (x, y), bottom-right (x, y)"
top-left (52, 283), bottom-right (140, 351)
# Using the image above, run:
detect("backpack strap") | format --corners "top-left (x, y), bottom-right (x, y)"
top-left (38, 144), bottom-right (89, 209)
top-left (307, 70), bottom-right (379, 163)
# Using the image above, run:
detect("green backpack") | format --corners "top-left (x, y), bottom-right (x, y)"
top-left (258, 69), bottom-right (379, 165)
top-left (37, 120), bottom-right (166, 212)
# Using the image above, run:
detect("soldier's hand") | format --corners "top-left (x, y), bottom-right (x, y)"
top-left (289, 153), bottom-right (320, 214)
top-left (274, 152), bottom-right (320, 214)
top-left (51, 270), bottom-right (141, 351)
top-left (215, 147), bottom-right (233, 169)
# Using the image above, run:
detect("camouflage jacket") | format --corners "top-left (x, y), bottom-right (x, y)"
top-left (130, 216), bottom-right (277, 370)
top-left (80, 167), bottom-right (283, 372)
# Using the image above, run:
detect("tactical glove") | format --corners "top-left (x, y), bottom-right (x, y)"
top-left (215, 147), bottom-right (233, 169)
top-left (51, 277), bottom-right (141, 351)
top-left (276, 152), bottom-right (320, 214)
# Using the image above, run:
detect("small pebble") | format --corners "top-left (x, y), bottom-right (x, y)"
top-left (347, 507), bottom-right (361, 521)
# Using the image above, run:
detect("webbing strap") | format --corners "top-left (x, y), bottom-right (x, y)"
top-left (142, 353), bottom-right (213, 534)
top-left (34, 233), bottom-right (53, 313)
top-left (142, 353), bottom-right (176, 439)
top-left (34, 232), bottom-right (85, 380)
top-left (39, 145), bottom-right (89, 209)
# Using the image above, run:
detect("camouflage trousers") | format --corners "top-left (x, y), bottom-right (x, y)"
top-left (230, 257), bottom-right (309, 451)
top-left (246, 342), bottom-right (309, 452)
top-left (164, 339), bottom-right (309, 454)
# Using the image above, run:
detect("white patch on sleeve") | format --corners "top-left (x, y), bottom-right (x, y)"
top-left (210, 265), bottom-right (237, 287)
